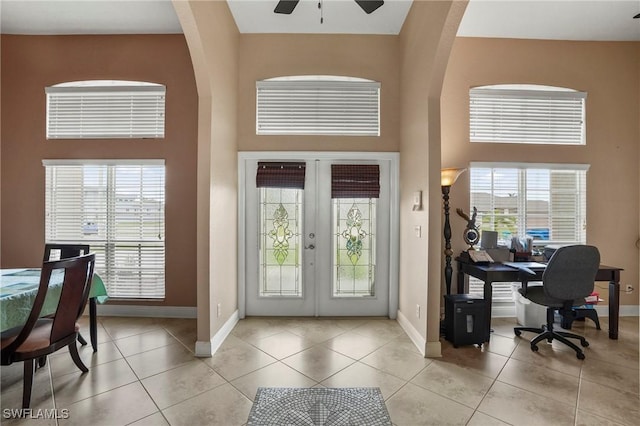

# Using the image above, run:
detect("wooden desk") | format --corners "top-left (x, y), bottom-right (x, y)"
top-left (455, 260), bottom-right (623, 341)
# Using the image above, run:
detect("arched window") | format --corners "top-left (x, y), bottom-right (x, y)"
top-left (256, 75), bottom-right (380, 136)
top-left (46, 80), bottom-right (166, 139)
top-left (469, 84), bottom-right (586, 145)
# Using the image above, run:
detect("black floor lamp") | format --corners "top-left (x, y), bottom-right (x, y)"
top-left (441, 168), bottom-right (465, 295)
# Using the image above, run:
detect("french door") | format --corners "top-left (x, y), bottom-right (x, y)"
top-left (239, 153), bottom-right (398, 317)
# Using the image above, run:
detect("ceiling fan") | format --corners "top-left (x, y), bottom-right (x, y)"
top-left (274, 0), bottom-right (384, 15)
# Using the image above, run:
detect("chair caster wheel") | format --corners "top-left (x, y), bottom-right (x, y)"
top-left (530, 344), bottom-right (538, 352)
top-left (581, 340), bottom-right (589, 347)
top-left (577, 352), bottom-right (585, 360)
top-left (514, 330), bottom-right (521, 337)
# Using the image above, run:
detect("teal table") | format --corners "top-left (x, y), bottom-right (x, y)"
top-left (0, 268), bottom-right (108, 351)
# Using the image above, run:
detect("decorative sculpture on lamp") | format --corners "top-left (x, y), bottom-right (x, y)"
top-left (441, 168), bottom-right (466, 295)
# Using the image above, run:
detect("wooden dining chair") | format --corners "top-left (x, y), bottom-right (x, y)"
top-left (43, 243), bottom-right (91, 346)
top-left (0, 254), bottom-right (96, 408)
top-left (43, 243), bottom-right (91, 262)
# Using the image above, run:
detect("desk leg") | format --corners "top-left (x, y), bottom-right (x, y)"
top-left (483, 280), bottom-right (492, 342)
top-left (457, 267), bottom-right (465, 294)
top-left (609, 279), bottom-right (620, 340)
top-left (89, 298), bottom-right (98, 352)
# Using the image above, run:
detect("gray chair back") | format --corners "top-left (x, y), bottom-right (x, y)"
top-left (542, 245), bottom-right (600, 301)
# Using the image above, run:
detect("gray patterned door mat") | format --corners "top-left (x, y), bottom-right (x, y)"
top-left (247, 387), bottom-right (392, 426)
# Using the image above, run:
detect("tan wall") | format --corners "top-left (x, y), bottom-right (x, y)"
top-left (0, 35), bottom-right (2, 266)
top-left (0, 34), bottom-right (199, 307)
top-left (442, 37), bottom-right (640, 306)
top-left (173, 0), bottom-right (239, 344)
top-left (399, 0), bottom-right (467, 355)
top-left (238, 34), bottom-right (400, 152)
top-left (4, 7), bottom-right (635, 360)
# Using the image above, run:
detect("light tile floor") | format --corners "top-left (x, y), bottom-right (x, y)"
top-left (1, 315), bottom-right (638, 425)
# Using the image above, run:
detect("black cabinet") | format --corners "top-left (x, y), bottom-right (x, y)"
top-left (444, 294), bottom-right (489, 347)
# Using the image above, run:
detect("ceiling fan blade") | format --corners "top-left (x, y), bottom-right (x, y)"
top-left (274, 0), bottom-right (300, 15)
top-left (355, 0), bottom-right (384, 14)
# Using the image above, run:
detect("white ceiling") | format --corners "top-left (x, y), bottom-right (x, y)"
top-left (227, 0), bottom-right (412, 34)
top-left (459, 0), bottom-right (640, 41)
top-left (0, 0), bottom-right (639, 41)
top-left (0, 0), bottom-right (183, 35)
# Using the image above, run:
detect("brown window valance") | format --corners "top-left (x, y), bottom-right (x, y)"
top-left (256, 162), bottom-right (306, 189)
top-left (331, 164), bottom-right (380, 199)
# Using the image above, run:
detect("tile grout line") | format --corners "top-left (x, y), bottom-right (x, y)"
top-left (574, 360), bottom-right (586, 426)
top-left (47, 361), bottom-right (60, 426)
top-left (7, 316), bottom-right (635, 425)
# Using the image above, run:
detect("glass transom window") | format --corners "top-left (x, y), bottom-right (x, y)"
top-left (46, 80), bottom-right (166, 139)
top-left (469, 84), bottom-right (586, 145)
top-left (256, 75), bottom-right (380, 136)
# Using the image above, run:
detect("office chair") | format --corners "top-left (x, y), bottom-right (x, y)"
top-left (543, 245), bottom-right (601, 331)
top-left (514, 245), bottom-right (600, 360)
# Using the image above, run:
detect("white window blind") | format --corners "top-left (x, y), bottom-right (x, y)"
top-left (256, 77), bottom-right (380, 136)
top-left (470, 85), bottom-right (586, 145)
top-left (44, 160), bottom-right (166, 299)
top-left (469, 162), bottom-right (588, 301)
top-left (46, 81), bottom-right (166, 139)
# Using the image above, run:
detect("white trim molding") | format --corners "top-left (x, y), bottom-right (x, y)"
top-left (396, 310), bottom-right (427, 357)
top-left (92, 304), bottom-right (196, 318)
top-left (195, 310), bottom-right (240, 358)
top-left (490, 303), bottom-right (640, 318)
top-left (237, 151), bottom-right (400, 318)
top-left (614, 305), bottom-right (640, 317)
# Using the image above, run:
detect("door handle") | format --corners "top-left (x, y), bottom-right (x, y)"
top-left (305, 244), bottom-right (315, 250)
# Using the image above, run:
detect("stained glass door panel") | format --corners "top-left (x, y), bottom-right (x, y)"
top-left (332, 198), bottom-right (376, 297)
top-left (259, 188), bottom-right (303, 297)
top-left (243, 156), bottom-right (394, 317)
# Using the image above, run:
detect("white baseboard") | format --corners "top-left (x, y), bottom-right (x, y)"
top-left (491, 304), bottom-right (517, 318)
top-left (491, 303), bottom-right (640, 318)
top-left (195, 310), bottom-right (239, 358)
top-left (618, 305), bottom-right (640, 316)
top-left (90, 304), bottom-right (197, 318)
top-left (396, 310), bottom-right (426, 357)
